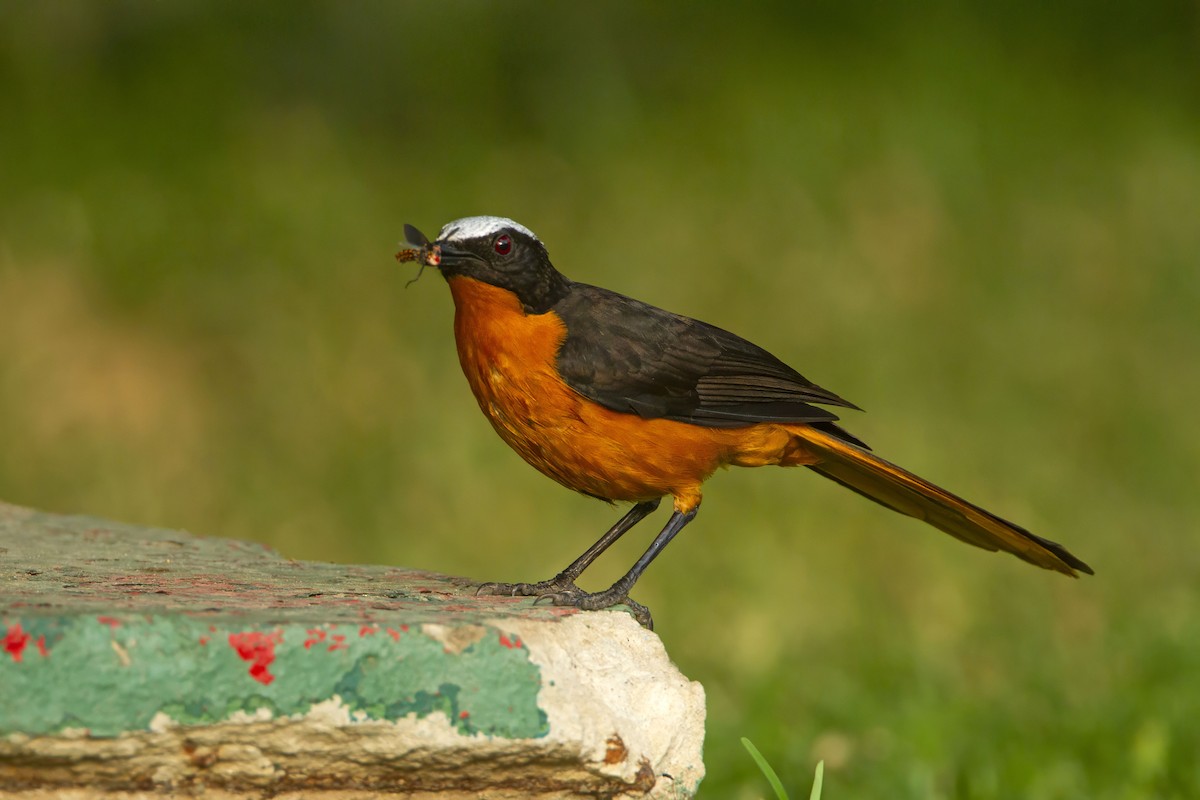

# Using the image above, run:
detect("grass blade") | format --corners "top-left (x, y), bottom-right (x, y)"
top-left (741, 737), bottom-right (789, 800)
top-left (809, 760), bottom-right (825, 800)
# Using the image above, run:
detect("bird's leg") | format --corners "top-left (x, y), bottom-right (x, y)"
top-left (538, 504), bottom-right (699, 630)
top-left (476, 499), bottom-right (661, 598)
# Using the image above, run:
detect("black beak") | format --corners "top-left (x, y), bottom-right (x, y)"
top-left (430, 240), bottom-right (480, 268)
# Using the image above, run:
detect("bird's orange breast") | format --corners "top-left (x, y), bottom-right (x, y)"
top-left (446, 276), bottom-right (819, 511)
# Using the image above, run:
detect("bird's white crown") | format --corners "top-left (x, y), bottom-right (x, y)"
top-left (436, 216), bottom-right (539, 244)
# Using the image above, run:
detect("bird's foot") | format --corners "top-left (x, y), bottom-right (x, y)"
top-left (475, 573), bottom-right (580, 598)
top-left (534, 585), bottom-right (654, 630)
top-left (478, 576), bottom-right (654, 629)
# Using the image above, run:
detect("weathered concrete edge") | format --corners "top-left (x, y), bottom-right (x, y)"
top-left (1, 613), bottom-right (704, 798)
top-left (495, 612), bottom-right (706, 797)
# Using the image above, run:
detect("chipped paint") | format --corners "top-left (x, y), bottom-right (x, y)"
top-left (228, 630), bottom-right (282, 685)
top-left (0, 504), bottom-right (558, 740)
top-left (0, 614), bottom-right (549, 739)
top-left (4, 623), bottom-right (29, 662)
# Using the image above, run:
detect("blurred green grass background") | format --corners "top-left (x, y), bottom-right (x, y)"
top-left (2, 2), bottom-right (1198, 796)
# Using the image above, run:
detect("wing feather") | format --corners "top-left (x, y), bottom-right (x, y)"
top-left (553, 284), bottom-right (862, 437)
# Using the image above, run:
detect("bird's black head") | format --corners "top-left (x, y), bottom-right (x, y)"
top-left (426, 216), bottom-right (571, 314)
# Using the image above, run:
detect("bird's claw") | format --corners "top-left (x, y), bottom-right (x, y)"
top-left (477, 577), bottom-right (654, 629)
top-left (533, 587), bottom-right (655, 630)
top-left (531, 586), bottom-right (587, 606)
top-left (475, 575), bottom-right (580, 598)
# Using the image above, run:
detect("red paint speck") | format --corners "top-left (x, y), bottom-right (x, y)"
top-left (228, 631), bottom-right (281, 685)
top-left (208, 625), bottom-right (217, 633)
top-left (328, 634), bottom-right (347, 652)
top-left (358, 625), bottom-right (377, 637)
top-left (97, 616), bottom-right (121, 629)
top-left (459, 710), bottom-right (470, 719)
top-left (401, 624), bottom-right (410, 632)
top-left (4, 624), bottom-right (30, 662)
top-left (303, 628), bottom-right (327, 649)
top-left (35, 635), bottom-right (48, 658)
top-left (198, 636), bottom-right (210, 646)
top-left (386, 627), bottom-right (402, 641)
top-left (498, 633), bottom-right (523, 649)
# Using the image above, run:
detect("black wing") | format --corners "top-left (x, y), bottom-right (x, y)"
top-left (553, 284), bottom-right (866, 445)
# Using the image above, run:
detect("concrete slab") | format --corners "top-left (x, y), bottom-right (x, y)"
top-left (0, 502), bottom-right (705, 798)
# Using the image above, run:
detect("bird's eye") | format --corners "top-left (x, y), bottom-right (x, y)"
top-left (494, 234), bottom-right (512, 256)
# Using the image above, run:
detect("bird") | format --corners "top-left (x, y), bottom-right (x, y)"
top-left (397, 215), bottom-right (1092, 628)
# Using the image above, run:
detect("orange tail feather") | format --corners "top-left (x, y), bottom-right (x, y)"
top-left (789, 426), bottom-right (1093, 577)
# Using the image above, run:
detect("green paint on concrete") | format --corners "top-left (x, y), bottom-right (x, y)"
top-left (0, 502), bottom-right (558, 739)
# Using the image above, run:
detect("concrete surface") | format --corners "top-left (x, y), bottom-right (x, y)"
top-left (0, 501), bottom-right (705, 798)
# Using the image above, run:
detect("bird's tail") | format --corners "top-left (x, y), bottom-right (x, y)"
top-left (788, 424), bottom-right (1093, 577)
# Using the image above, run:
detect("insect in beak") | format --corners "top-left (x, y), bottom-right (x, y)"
top-left (396, 224), bottom-right (441, 287)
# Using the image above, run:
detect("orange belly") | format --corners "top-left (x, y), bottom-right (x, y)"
top-left (447, 276), bottom-right (819, 512)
